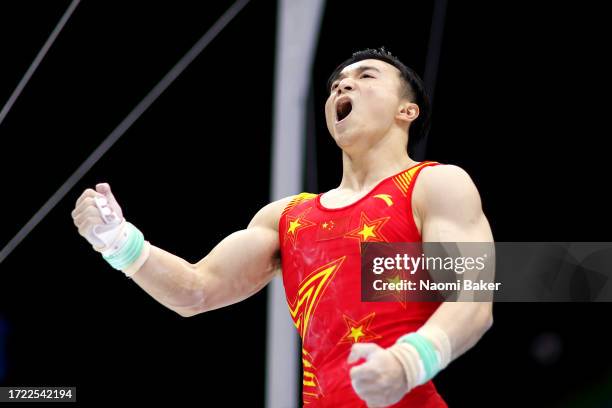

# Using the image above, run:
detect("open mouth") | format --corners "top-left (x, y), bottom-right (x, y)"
top-left (335, 98), bottom-right (353, 123)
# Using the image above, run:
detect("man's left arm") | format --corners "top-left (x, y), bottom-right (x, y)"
top-left (349, 165), bottom-right (494, 407)
top-left (417, 164), bottom-right (494, 359)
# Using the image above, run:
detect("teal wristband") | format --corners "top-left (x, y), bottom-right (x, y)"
top-left (102, 223), bottom-right (144, 270)
top-left (396, 332), bottom-right (440, 382)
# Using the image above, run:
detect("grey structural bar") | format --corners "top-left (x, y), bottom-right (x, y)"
top-left (267, 0), bottom-right (326, 407)
top-left (0, 0), bottom-right (251, 264)
top-left (413, 0), bottom-right (448, 161)
top-left (0, 0), bottom-right (81, 128)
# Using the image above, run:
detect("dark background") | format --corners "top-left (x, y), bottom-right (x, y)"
top-left (0, 0), bottom-right (610, 406)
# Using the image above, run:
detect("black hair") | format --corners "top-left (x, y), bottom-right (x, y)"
top-left (326, 47), bottom-right (431, 146)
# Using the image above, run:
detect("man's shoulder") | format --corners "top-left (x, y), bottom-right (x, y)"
top-left (250, 193), bottom-right (316, 231)
top-left (419, 164), bottom-right (474, 189)
top-left (414, 163), bottom-right (481, 212)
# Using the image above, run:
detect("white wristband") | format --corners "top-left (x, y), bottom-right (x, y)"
top-left (122, 240), bottom-right (151, 278)
top-left (388, 341), bottom-right (424, 391)
top-left (417, 324), bottom-right (452, 370)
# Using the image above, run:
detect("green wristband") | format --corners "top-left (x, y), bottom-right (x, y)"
top-left (102, 223), bottom-right (144, 270)
top-left (396, 332), bottom-right (440, 382)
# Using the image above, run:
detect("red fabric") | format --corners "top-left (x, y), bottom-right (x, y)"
top-left (279, 161), bottom-right (448, 407)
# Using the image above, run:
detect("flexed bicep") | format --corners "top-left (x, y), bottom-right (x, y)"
top-left (193, 225), bottom-right (280, 312)
top-left (187, 196), bottom-right (292, 314)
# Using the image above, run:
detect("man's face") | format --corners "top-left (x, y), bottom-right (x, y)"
top-left (325, 59), bottom-right (406, 150)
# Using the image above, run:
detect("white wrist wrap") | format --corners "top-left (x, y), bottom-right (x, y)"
top-left (388, 342), bottom-right (424, 390)
top-left (417, 324), bottom-right (452, 370)
top-left (122, 241), bottom-right (151, 277)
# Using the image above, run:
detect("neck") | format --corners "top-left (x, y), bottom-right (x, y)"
top-left (337, 131), bottom-right (417, 192)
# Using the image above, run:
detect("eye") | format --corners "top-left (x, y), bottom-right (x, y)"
top-left (361, 73), bottom-right (374, 79)
top-left (331, 82), bottom-right (339, 91)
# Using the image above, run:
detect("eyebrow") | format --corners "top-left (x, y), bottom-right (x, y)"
top-left (333, 66), bottom-right (382, 84)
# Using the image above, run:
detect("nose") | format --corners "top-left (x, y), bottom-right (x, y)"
top-left (336, 77), bottom-right (354, 95)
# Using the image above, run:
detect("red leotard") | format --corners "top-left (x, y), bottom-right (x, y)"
top-left (279, 161), bottom-right (448, 407)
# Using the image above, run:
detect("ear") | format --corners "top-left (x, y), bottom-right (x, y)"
top-left (397, 102), bottom-right (420, 124)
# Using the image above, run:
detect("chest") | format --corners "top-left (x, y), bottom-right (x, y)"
top-left (318, 189), bottom-right (423, 236)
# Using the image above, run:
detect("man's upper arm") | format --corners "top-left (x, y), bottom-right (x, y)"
top-left (417, 165), bottom-right (493, 243)
top-left (189, 196), bottom-right (293, 312)
top-left (416, 165), bottom-right (495, 315)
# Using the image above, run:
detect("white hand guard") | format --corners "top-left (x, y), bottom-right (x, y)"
top-left (89, 195), bottom-right (125, 254)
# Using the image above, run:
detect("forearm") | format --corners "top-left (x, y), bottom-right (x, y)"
top-left (74, 187), bottom-right (284, 317)
top-left (383, 301), bottom-right (492, 398)
top-left (129, 244), bottom-right (206, 313)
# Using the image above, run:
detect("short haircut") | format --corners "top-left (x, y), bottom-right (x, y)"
top-left (326, 47), bottom-right (431, 146)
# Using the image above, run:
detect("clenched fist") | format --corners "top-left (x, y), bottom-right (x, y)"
top-left (348, 343), bottom-right (411, 408)
top-left (71, 183), bottom-right (125, 252)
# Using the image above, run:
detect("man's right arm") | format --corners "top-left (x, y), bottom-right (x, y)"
top-left (131, 197), bottom-right (292, 317)
top-left (72, 185), bottom-right (293, 317)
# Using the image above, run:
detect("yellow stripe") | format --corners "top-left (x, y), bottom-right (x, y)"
top-left (289, 286), bottom-right (314, 318)
top-left (396, 174), bottom-right (406, 190)
top-left (393, 161), bottom-right (438, 195)
top-left (404, 170), bottom-right (416, 181)
top-left (404, 171), bottom-right (414, 184)
top-left (412, 161), bottom-right (434, 174)
top-left (282, 192), bottom-right (316, 215)
top-left (394, 175), bottom-right (409, 193)
top-left (402, 174), bottom-right (412, 192)
top-left (402, 172), bottom-right (413, 185)
top-left (299, 266), bottom-right (333, 295)
top-left (392, 178), bottom-right (407, 196)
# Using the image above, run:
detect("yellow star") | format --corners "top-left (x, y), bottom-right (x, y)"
top-left (387, 274), bottom-right (402, 285)
top-left (344, 212), bottom-right (390, 251)
top-left (359, 224), bottom-right (376, 241)
top-left (284, 209), bottom-right (316, 248)
top-left (339, 312), bottom-right (382, 344)
top-left (322, 222), bottom-right (328, 229)
top-left (288, 219), bottom-right (302, 234)
top-left (370, 271), bottom-right (410, 307)
top-left (349, 326), bottom-right (365, 342)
